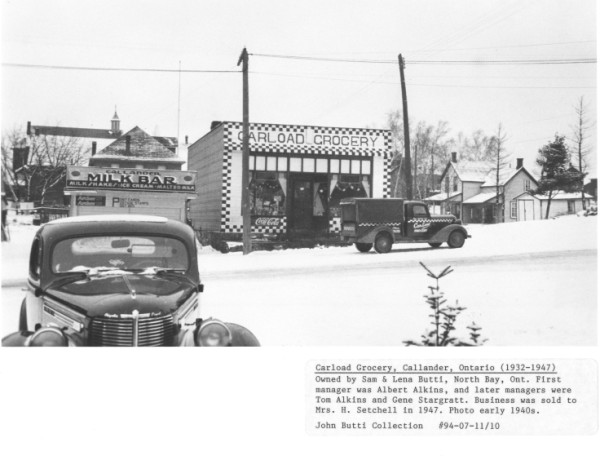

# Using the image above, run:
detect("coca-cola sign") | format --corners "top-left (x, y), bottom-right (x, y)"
top-left (254, 217), bottom-right (281, 226)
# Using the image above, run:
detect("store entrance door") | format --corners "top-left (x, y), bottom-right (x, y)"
top-left (289, 174), bottom-right (328, 238)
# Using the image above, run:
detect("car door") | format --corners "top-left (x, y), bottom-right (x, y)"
top-left (405, 203), bottom-right (432, 240)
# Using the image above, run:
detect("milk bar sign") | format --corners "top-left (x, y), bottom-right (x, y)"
top-left (66, 166), bottom-right (196, 192)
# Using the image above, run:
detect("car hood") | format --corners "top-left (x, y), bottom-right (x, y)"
top-left (45, 274), bottom-right (197, 317)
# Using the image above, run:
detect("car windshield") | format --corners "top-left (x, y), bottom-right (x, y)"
top-left (51, 235), bottom-right (189, 274)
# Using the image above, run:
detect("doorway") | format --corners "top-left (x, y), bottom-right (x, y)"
top-left (288, 173), bottom-right (328, 238)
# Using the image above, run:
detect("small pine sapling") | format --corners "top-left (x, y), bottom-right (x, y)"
top-left (404, 262), bottom-right (487, 346)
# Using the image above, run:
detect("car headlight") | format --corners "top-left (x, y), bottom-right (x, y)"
top-left (26, 327), bottom-right (69, 347)
top-left (195, 319), bottom-right (232, 347)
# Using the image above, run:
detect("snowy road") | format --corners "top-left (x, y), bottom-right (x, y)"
top-left (1, 215), bottom-right (596, 346)
top-left (198, 248), bottom-right (596, 346)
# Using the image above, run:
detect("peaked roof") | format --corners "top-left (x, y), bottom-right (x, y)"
top-left (481, 166), bottom-right (538, 187)
top-left (453, 161), bottom-right (495, 182)
top-left (423, 190), bottom-right (462, 202)
top-left (30, 125), bottom-right (119, 139)
top-left (92, 126), bottom-right (183, 162)
top-left (462, 192), bottom-right (497, 204)
top-left (442, 157), bottom-right (539, 186)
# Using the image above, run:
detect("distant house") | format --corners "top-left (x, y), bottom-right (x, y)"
top-left (28, 111), bottom-right (184, 166)
top-left (28, 111), bottom-right (124, 157)
top-left (88, 126), bottom-right (184, 170)
top-left (515, 191), bottom-right (594, 220)
top-left (583, 178), bottom-right (597, 202)
top-left (17, 112), bottom-right (187, 207)
top-left (424, 152), bottom-right (538, 224)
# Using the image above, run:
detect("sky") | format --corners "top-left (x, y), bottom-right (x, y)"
top-left (0, 0), bottom-right (597, 174)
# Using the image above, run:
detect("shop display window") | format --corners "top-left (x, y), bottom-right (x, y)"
top-left (316, 158), bottom-right (328, 173)
top-left (290, 157), bottom-right (302, 172)
top-left (304, 157), bottom-right (315, 173)
top-left (250, 172), bottom-right (286, 216)
top-left (329, 174), bottom-right (371, 217)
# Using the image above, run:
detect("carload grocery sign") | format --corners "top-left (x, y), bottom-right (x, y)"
top-left (66, 166), bottom-right (196, 192)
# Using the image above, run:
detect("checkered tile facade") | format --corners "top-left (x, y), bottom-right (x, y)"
top-left (329, 217), bottom-right (341, 233)
top-left (407, 218), bottom-right (455, 224)
top-left (219, 121), bottom-right (392, 234)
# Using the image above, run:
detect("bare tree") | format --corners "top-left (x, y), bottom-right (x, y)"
top-left (387, 111), bottom-right (453, 199)
top-left (570, 96), bottom-right (594, 209)
top-left (2, 127), bottom-right (88, 204)
top-left (491, 124), bottom-right (510, 223)
top-left (1, 127), bottom-right (26, 200)
top-left (449, 129), bottom-right (496, 162)
top-left (387, 111), bottom-right (404, 197)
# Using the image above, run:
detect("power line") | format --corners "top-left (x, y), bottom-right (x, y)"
top-left (2, 62), bottom-right (239, 73)
top-left (251, 71), bottom-right (595, 89)
top-left (409, 58), bottom-right (596, 65)
top-left (411, 39), bottom-right (597, 53)
top-left (251, 53), bottom-right (596, 65)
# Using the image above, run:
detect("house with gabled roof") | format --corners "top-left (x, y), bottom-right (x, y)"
top-left (89, 126), bottom-right (185, 170)
top-left (425, 152), bottom-right (539, 224)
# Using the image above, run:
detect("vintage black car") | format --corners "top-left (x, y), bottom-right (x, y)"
top-left (2, 215), bottom-right (259, 347)
top-left (340, 198), bottom-right (470, 253)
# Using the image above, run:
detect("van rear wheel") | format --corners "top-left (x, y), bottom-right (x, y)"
top-left (355, 243), bottom-right (373, 253)
top-left (374, 233), bottom-right (392, 254)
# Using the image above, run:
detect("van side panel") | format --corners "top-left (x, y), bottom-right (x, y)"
top-left (356, 199), bottom-right (403, 223)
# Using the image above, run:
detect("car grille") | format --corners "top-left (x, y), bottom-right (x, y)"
top-left (89, 314), bottom-right (176, 346)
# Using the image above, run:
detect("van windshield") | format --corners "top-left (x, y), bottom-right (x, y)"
top-left (51, 235), bottom-right (189, 274)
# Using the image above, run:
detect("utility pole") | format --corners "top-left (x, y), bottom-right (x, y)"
top-left (398, 54), bottom-right (412, 200)
top-left (237, 48), bottom-right (251, 254)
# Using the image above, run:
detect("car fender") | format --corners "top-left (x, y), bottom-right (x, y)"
top-left (2, 331), bottom-right (32, 347)
top-left (429, 224), bottom-right (469, 243)
top-left (358, 225), bottom-right (395, 244)
top-left (177, 322), bottom-right (260, 346)
top-left (227, 323), bottom-right (260, 346)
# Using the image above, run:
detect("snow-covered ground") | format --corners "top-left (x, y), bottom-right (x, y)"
top-left (1, 214), bottom-right (596, 346)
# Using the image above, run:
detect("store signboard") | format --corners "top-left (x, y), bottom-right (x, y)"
top-left (252, 216), bottom-right (283, 227)
top-left (75, 195), bottom-right (106, 206)
top-left (66, 166), bottom-right (196, 193)
top-left (228, 124), bottom-right (388, 152)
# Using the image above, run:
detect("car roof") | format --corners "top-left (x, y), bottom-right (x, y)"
top-left (46, 214), bottom-right (168, 225)
top-left (38, 214), bottom-right (194, 242)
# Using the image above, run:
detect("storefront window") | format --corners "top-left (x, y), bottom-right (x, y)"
top-left (329, 174), bottom-right (371, 217)
top-left (250, 172), bottom-right (286, 216)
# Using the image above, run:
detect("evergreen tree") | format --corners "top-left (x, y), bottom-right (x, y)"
top-left (536, 135), bottom-right (584, 219)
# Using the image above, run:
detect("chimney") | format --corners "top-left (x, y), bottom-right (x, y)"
top-left (516, 158), bottom-right (523, 169)
top-left (451, 152), bottom-right (457, 163)
top-left (27, 121), bottom-right (31, 136)
top-left (125, 135), bottom-right (131, 154)
top-left (185, 135), bottom-right (189, 145)
top-left (92, 141), bottom-right (97, 156)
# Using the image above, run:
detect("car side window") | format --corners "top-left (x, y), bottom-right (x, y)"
top-left (411, 205), bottom-right (429, 218)
top-left (29, 237), bottom-right (41, 279)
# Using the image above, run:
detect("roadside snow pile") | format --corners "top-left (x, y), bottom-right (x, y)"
top-left (1, 223), bottom-right (39, 284)
top-left (2, 215), bottom-right (596, 284)
top-left (198, 215), bottom-right (596, 277)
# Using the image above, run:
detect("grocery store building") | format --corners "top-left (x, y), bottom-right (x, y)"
top-left (188, 121), bottom-right (392, 242)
